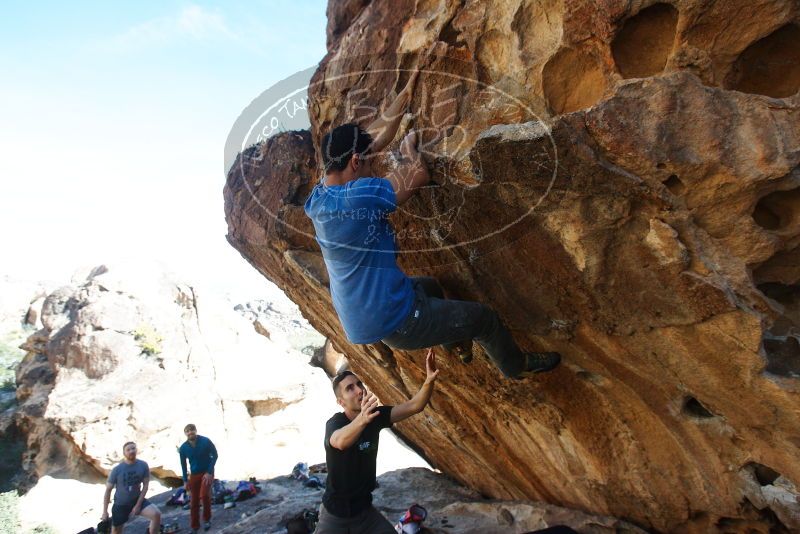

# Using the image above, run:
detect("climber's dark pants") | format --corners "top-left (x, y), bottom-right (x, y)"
top-left (382, 277), bottom-right (526, 378)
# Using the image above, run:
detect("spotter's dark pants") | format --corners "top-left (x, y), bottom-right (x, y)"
top-left (315, 504), bottom-right (395, 534)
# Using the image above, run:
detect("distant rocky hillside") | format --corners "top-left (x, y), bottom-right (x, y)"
top-left (233, 298), bottom-right (324, 353)
top-left (0, 276), bottom-right (51, 495)
top-left (8, 263), bottom-right (336, 490)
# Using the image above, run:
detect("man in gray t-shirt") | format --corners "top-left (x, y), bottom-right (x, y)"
top-left (101, 442), bottom-right (161, 534)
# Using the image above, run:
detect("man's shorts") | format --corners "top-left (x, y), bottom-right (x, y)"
top-left (111, 498), bottom-right (152, 526)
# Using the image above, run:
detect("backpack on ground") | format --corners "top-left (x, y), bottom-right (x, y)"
top-left (166, 487), bottom-right (189, 506)
top-left (291, 462), bottom-right (309, 481)
top-left (395, 504), bottom-right (427, 534)
top-left (233, 480), bottom-right (258, 501)
top-left (211, 479), bottom-right (232, 504)
top-left (286, 509), bottom-right (319, 534)
top-left (303, 475), bottom-right (324, 489)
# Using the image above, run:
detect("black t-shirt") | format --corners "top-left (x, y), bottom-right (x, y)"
top-left (322, 405), bottom-right (393, 518)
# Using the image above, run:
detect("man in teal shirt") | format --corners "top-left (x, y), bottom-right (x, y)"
top-left (179, 424), bottom-right (217, 533)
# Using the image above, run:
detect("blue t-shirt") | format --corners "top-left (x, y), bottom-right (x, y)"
top-left (304, 177), bottom-right (414, 343)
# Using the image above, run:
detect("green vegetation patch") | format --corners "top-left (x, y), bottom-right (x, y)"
top-left (134, 324), bottom-right (163, 356)
top-left (0, 327), bottom-right (32, 394)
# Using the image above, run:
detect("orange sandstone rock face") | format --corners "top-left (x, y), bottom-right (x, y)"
top-left (224, 1), bottom-right (800, 532)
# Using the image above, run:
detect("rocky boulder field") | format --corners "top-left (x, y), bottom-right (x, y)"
top-left (11, 263), bottom-right (338, 488)
top-left (45, 468), bottom-right (645, 534)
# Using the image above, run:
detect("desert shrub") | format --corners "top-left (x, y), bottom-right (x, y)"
top-left (133, 324), bottom-right (162, 356)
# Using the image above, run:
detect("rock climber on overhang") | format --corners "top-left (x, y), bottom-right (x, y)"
top-left (304, 69), bottom-right (561, 379)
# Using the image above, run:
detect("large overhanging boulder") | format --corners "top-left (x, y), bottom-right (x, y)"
top-left (224, 1), bottom-right (800, 531)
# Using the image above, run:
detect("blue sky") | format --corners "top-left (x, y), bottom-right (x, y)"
top-left (0, 1), bottom-right (327, 297)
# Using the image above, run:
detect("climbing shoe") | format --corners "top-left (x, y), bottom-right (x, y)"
top-left (519, 352), bottom-right (561, 377)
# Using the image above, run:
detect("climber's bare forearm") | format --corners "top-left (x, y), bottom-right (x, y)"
top-left (367, 71), bottom-right (418, 153)
top-left (367, 109), bottom-right (405, 153)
